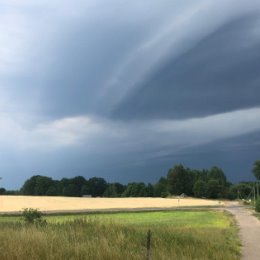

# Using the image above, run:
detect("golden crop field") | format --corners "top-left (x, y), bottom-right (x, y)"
top-left (0, 196), bottom-right (223, 213)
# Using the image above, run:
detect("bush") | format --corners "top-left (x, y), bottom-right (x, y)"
top-left (22, 208), bottom-right (46, 225)
top-left (242, 200), bottom-right (251, 205)
top-left (161, 191), bottom-right (170, 198)
top-left (255, 198), bottom-right (260, 212)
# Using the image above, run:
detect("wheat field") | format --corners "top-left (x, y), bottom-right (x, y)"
top-left (0, 196), bottom-right (223, 213)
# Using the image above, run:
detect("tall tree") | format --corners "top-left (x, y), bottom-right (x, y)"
top-left (34, 176), bottom-right (54, 195)
top-left (193, 180), bottom-right (207, 198)
top-left (63, 183), bottom-right (78, 197)
top-left (87, 177), bottom-right (107, 197)
top-left (167, 165), bottom-right (193, 195)
top-left (21, 175), bottom-right (54, 195)
top-left (145, 183), bottom-right (154, 197)
top-left (206, 179), bottom-right (222, 199)
top-left (103, 184), bottom-right (118, 197)
top-left (21, 175), bottom-right (38, 195)
top-left (103, 183), bottom-right (126, 197)
top-left (70, 176), bottom-right (87, 196)
top-left (122, 182), bottom-right (147, 197)
top-left (153, 177), bottom-right (167, 197)
top-left (207, 166), bottom-right (227, 186)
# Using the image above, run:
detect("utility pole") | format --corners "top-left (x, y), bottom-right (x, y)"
top-left (256, 181), bottom-right (259, 199)
top-left (254, 183), bottom-right (256, 204)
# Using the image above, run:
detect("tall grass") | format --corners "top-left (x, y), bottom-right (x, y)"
top-left (0, 211), bottom-right (240, 260)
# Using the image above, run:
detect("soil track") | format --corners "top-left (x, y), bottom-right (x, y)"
top-left (226, 203), bottom-right (260, 260)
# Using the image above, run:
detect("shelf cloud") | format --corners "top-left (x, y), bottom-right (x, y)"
top-left (0, 0), bottom-right (260, 188)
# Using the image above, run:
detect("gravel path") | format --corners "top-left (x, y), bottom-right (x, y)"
top-left (226, 203), bottom-right (260, 260)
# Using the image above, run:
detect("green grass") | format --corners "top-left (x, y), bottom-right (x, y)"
top-left (0, 210), bottom-right (240, 260)
top-left (45, 210), bottom-right (230, 227)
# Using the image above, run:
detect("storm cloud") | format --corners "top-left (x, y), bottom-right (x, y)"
top-left (0, 0), bottom-right (260, 188)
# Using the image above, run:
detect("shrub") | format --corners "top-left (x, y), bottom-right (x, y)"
top-left (255, 198), bottom-right (260, 212)
top-left (242, 200), bottom-right (251, 205)
top-left (161, 191), bottom-right (170, 198)
top-left (22, 208), bottom-right (46, 225)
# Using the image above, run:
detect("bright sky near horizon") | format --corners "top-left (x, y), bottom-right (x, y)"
top-left (0, 0), bottom-right (260, 189)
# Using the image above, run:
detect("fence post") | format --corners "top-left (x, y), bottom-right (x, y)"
top-left (146, 229), bottom-right (152, 260)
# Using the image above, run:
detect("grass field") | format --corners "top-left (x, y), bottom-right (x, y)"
top-left (0, 210), bottom-right (240, 260)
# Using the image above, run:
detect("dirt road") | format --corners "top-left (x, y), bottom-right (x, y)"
top-left (226, 203), bottom-right (260, 260)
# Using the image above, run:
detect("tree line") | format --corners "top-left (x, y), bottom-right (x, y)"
top-left (1, 161), bottom-right (259, 199)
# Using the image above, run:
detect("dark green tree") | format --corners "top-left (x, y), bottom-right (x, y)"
top-left (34, 176), bottom-right (54, 195)
top-left (207, 166), bottom-right (227, 186)
top-left (193, 180), bottom-right (207, 198)
top-left (153, 177), bottom-right (167, 197)
top-left (103, 183), bottom-right (126, 197)
top-left (113, 183), bottom-right (126, 196)
top-left (46, 185), bottom-right (58, 196)
top-left (60, 178), bottom-right (74, 196)
top-left (0, 187), bottom-right (6, 195)
top-left (81, 184), bottom-right (90, 196)
top-left (87, 177), bottom-right (107, 197)
top-left (21, 175), bottom-right (54, 195)
top-left (70, 176), bottom-right (87, 196)
top-left (60, 178), bottom-right (69, 195)
top-left (206, 179), bottom-right (222, 199)
top-left (167, 165), bottom-right (193, 195)
top-left (136, 183), bottom-right (146, 197)
top-left (63, 183), bottom-right (78, 197)
top-left (145, 183), bottom-right (154, 197)
top-left (21, 176), bottom-right (38, 195)
top-left (122, 182), bottom-right (147, 197)
top-left (103, 184), bottom-right (118, 197)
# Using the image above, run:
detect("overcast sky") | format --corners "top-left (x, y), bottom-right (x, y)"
top-left (1, 0), bottom-right (260, 189)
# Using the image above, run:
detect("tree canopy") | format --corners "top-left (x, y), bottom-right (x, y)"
top-left (16, 164), bottom-right (240, 199)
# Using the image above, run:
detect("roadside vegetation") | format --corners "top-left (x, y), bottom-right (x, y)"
top-left (0, 210), bottom-right (240, 260)
top-left (255, 198), bottom-right (260, 212)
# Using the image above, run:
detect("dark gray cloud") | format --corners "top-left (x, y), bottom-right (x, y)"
top-left (11, 0), bottom-right (187, 118)
top-left (0, 1), bottom-right (260, 189)
top-left (112, 13), bottom-right (260, 120)
top-left (3, 129), bottom-right (259, 189)
top-left (156, 131), bottom-right (260, 183)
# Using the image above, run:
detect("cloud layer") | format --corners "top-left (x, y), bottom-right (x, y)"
top-left (0, 0), bottom-right (260, 188)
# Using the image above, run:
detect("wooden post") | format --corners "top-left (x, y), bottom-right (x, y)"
top-left (146, 229), bottom-right (152, 260)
